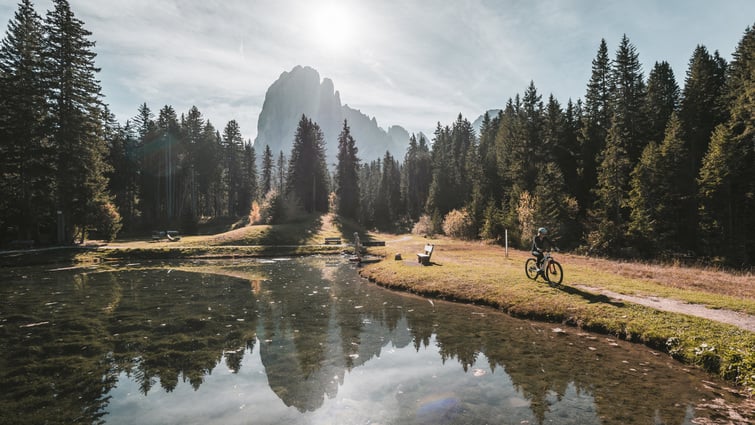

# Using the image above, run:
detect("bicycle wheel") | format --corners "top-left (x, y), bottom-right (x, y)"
top-left (525, 258), bottom-right (539, 280)
top-left (545, 260), bottom-right (563, 285)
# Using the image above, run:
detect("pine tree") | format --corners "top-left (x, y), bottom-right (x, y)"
top-left (260, 144), bottom-right (273, 197)
top-left (679, 45), bottom-right (728, 173)
top-left (697, 24), bottom-right (755, 265)
top-left (628, 113), bottom-right (689, 255)
top-left (0, 0), bottom-right (53, 241)
top-left (560, 99), bottom-right (582, 195)
top-left (477, 111), bottom-right (502, 207)
top-left (358, 160), bottom-right (380, 227)
top-left (335, 120), bottom-right (360, 220)
top-left (45, 0), bottom-right (113, 243)
top-left (627, 141), bottom-right (660, 253)
top-left (239, 140), bottom-right (257, 216)
top-left (106, 118), bottom-right (139, 231)
top-left (195, 121), bottom-right (221, 215)
top-left (402, 134), bottom-right (432, 221)
top-left (451, 113), bottom-right (476, 200)
top-left (222, 119), bottom-right (244, 216)
top-left (134, 103), bottom-right (160, 224)
top-left (644, 61), bottom-right (680, 145)
top-left (157, 105), bottom-right (180, 220)
top-left (180, 106), bottom-right (204, 218)
top-left (287, 115), bottom-right (328, 213)
top-left (578, 39), bottom-right (612, 210)
top-left (610, 34), bottom-right (647, 164)
top-left (276, 150), bottom-right (286, 193)
top-left (533, 162), bottom-right (575, 245)
top-left (426, 123), bottom-right (456, 222)
top-left (589, 117), bottom-right (632, 253)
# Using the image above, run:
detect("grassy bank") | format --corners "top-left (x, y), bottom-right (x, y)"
top-left (359, 235), bottom-right (755, 395)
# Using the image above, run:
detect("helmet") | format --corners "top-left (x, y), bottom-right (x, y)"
top-left (538, 227), bottom-right (548, 235)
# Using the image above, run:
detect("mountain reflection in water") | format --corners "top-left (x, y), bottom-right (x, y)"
top-left (0, 258), bottom-right (749, 424)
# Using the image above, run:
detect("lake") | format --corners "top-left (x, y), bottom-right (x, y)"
top-left (0, 257), bottom-right (749, 424)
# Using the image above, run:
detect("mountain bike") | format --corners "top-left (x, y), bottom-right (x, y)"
top-left (525, 251), bottom-right (563, 285)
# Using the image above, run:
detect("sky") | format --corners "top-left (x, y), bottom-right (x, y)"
top-left (1, 0), bottom-right (754, 142)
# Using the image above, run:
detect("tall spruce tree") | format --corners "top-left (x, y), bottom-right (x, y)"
top-left (679, 45), bottom-right (729, 173)
top-left (276, 150), bottom-right (286, 192)
top-left (426, 123), bottom-right (456, 225)
top-left (590, 116), bottom-right (632, 253)
top-left (195, 121), bottom-right (221, 216)
top-left (677, 46), bottom-right (729, 252)
top-left (335, 120), bottom-right (360, 220)
top-left (239, 140), bottom-right (257, 216)
top-left (287, 115), bottom-right (328, 213)
top-left (45, 0), bottom-right (113, 243)
top-left (609, 34), bottom-right (647, 164)
top-left (133, 102), bottom-right (159, 223)
top-left (222, 119), bottom-right (244, 216)
top-left (401, 134), bottom-right (432, 221)
top-left (644, 61), bottom-right (680, 145)
top-left (477, 111), bottom-right (502, 206)
top-left (0, 0), bottom-right (53, 241)
top-left (106, 118), bottom-right (139, 231)
top-left (260, 144), bottom-right (273, 197)
top-left (181, 106), bottom-right (204, 218)
top-left (578, 39), bottom-right (612, 210)
top-left (697, 24), bottom-right (755, 266)
top-left (560, 99), bottom-right (582, 195)
top-left (628, 113), bottom-right (689, 255)
top-left (157, 105), bottom-right (180, 220)
top-left (374, 151), bottom-right (402, 229)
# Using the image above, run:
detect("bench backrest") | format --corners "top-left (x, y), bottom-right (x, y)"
top-left (424, 244), bottom-right (434, 255)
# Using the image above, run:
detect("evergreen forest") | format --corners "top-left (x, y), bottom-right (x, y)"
top-left (1, 0), bottom-right (753, 267)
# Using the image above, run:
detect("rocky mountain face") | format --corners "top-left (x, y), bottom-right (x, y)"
top-left (254, 65), bottom-right (410, 166)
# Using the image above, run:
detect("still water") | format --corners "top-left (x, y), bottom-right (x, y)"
top-left (0, 257), bottom-right (750, 424)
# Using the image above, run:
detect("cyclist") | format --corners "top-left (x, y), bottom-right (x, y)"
top-left (532, 227), bottom-right (555, 273)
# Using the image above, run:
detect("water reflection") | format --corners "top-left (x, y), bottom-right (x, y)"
top-left (0, 258), bottom-right (749, 424)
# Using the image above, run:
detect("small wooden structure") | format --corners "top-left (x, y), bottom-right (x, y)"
top-left (152, 230), bottom-right (181, 242)
top-left (324, 237), bottom-right (342, 245)
top-left (417, 243), bottom-right (434, 265)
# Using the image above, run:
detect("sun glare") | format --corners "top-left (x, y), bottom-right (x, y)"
top-left (311, 3), bottom-right (356, 52)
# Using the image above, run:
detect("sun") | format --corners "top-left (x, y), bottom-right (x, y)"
top-left (311, 3), bottom-right (356, 52)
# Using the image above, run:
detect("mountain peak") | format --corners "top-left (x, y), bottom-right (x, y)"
top-left (255, 65), bottom-right (409, 165)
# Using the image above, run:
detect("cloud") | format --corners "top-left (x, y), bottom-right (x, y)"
top-left (2, 0), bottom-right (754, 142)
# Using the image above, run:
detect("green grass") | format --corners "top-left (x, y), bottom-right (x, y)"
top-left (358, 240), bottom-right (755, 394)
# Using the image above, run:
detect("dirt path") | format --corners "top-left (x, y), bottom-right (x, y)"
top-left (573, 284), bottom-right (755, 332)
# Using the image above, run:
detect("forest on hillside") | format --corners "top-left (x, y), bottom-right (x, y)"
top-left (0, 0), bottom-right (753, 267)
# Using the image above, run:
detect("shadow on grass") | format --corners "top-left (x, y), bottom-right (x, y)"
top-left (255, 214), bottom-right (324, 245)
top-left (557, 284), bottom-right (626, 308)
top-left (332, 216), bottom-right (363, 240)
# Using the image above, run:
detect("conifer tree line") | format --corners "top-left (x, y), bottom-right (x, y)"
top-left (1, 1), bottom-right (752, 267)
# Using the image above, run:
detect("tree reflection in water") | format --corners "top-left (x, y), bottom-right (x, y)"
top-left (0, 259), bottom-right (750, 425)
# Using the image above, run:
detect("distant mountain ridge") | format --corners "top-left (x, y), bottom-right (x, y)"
top-left (254, 65), bottom-right (410, 166)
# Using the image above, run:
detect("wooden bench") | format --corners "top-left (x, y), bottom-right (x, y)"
top-left (324, 237), bottom-right (342, 245)
top-left (417, 244), bottom-right (434, 265)
top-left (152, 230), bottom-right (181, 241)
top-left (362, 241), bottom-right (385, 247)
